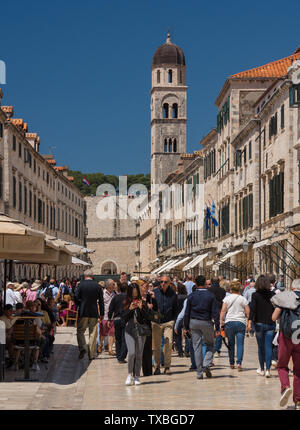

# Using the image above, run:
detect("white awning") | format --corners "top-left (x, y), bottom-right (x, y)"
top-left (253, 239), bottom-right (271, 249)
top-left (216, 249), bottom-right (243, 266)
top-left (151, 260), bottom-right (173, 275)
top-left (183, 253), bottom-right (208, 271)
top-left (72, 256), bottom-right (91, 266)
top-left (161, 259), bottom-right (180, 273)
top-left (167, 256), bottom-right (192, 270)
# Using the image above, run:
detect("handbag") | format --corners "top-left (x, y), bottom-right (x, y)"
top-left (147, 294), bottom-right (164, 324)
top-left (136, 322), bottom-right (152, 337)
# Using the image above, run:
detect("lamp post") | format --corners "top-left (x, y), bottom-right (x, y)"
top-left (242, 239), bottom-right (249, 253)
top-left (221, 244), bottom-right (227, 256)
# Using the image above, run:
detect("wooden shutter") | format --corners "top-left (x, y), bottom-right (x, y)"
top-left (281, 105), bottom-right (284, 129)
top-left (235, 201), bottom-right (237, 233)
top-left (249, 194), bottom-right (253, 227)
top-left (280, 172), bottom-right (284, 214)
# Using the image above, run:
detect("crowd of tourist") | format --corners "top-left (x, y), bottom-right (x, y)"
top-left (1, 270), bottom-right (299, 410)
top-left (74, 270), bottom-right (300, 410)
top-left (0, 276), bottom-right (80, 371)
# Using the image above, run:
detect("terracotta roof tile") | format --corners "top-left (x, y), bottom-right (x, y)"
top-left (231, 52), bottom-right (300, 79)
top-left (67, 176), bottom-right (74, 181)
top-left (1, 106), bottom-right (14, 116)
top-left (54, 166), bottom-right (64, 171)
top-left (46, 159), bottom-right (56, 165)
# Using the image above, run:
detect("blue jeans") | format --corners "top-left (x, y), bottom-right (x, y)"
top-left (215, 334), bottom-right (222, 353)
top-left (225, 321), bottom-right (246, 365)
top-left (255, 323), bottom-right (276, 371)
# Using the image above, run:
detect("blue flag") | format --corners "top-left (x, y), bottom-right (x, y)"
top-left (211, 201), bottom-right (219, 227)
top-left (205, 206), bottom-right (211, 230)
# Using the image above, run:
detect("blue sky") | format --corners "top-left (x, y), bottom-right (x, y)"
top-left (1, 0), bottom-right (299, 175)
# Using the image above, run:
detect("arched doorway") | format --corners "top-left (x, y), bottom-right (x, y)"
top-left (101, 261), bottom-right (118, 275)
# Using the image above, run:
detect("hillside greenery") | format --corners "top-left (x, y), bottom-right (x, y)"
top-left (68, 170), bottom-right (150, 196)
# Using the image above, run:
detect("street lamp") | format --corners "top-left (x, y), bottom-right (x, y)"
top-left (221, 244), bottom-right (228, 256)
top-left (272, 229), bottom-right (279, 238)
top-left (242, 239), bottom-right (249, 253)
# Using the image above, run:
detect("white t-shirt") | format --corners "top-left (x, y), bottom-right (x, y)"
top-left (223, 294), bottom-right (248, 325)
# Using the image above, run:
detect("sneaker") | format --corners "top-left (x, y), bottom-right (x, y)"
top-left (125, 375), bottom-right (134, 386)
top-left (41, 357), bottom-right (49, 363)
top-left (280, 387), bottom-right (292, 407)
top-left (134, 377), bottom-right (141, 385)
top-left (230, 365), bottom-right (235, 369)
top-left (189, 366), bottom-right (197, 371)
top-left (154, 367), bottom-right (161, 375)
top-left (237, 364), bottom-right (242, 372)
top-left (256, 368), bottom-right (265, 376)
top-left (164, 368), bottom-right (171, 375)
top-left (271, 360), bottom-right (278, 369)
top-left (265, 370), bottom-right (271, 378)
top-left (31, 363), bottom-right (40, 371)
top-left (197, 373), bottom-right (203, 379)
top-left (118, 360), bottom-right (127, 364)
top-left (295, 401), bottom-right (300, 410)
top-left (204, 366), bottom-right (212, 378)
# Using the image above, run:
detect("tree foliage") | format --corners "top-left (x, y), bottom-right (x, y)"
top-left (68, 170), bottom-right (150, 196)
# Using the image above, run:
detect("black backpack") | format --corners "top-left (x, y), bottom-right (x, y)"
top-left (280, 298), bottom-right (300, 339)
top-left (44, 285), bottom-right (54, 300)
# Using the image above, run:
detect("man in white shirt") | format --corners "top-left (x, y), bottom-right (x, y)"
top-left (2, 282), bottom-right (18, 306)
top-left (184, 274), bottom-right (195, 296)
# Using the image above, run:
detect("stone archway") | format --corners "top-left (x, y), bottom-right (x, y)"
top-left (101, 261), bottom-right (118, 275)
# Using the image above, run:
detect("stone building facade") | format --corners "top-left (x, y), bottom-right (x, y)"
top-left (0, 89), bottom-right (86, 280)
top-left (85, 196), bottom-right (137, 276)
top-left (140, 41), bottom-right (300, 286)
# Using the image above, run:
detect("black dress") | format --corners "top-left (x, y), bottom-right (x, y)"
top-left (142, 294), bottom-right (158, 376)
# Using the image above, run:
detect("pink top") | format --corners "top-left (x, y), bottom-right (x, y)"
top-left (25, 289), bottom-right (38, 302)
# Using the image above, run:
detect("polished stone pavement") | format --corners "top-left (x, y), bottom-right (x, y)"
top-left (0, 327), bottom-right (294, 410)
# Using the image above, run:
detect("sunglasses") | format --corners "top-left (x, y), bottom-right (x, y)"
top-left (161, 281), bottom-right (169, 284)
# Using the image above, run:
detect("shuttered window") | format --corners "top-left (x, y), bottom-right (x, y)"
top-left (18, 182), bottom-right (22, 212)
top-left (269, 172), bottom-right (284, 218)
top-left (220, 202), bottom-right (230, 237)
top-left (281, 104), bottom-right (285, 129)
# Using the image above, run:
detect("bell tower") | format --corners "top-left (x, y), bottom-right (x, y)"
top-left (150, 31), bottom-right (187, 186)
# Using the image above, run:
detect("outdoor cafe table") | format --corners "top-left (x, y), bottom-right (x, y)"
top-left (13, 315), bottom-right (43, 382)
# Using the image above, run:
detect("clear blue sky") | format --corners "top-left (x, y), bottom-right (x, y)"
top-left (1, 0), bottom-right (299, 175)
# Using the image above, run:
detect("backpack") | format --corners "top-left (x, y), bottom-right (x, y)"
top-left (280, 298), bottom-right (300, 339)
top-left (44, 285), bottom-right (54, 300)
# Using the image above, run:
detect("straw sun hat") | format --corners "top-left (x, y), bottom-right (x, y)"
top-left (31, 280), bottom-right (42, 291)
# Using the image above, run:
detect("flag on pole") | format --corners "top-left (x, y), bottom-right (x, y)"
top-left (205, 206), bottom-right (211, 230)
top-left (211, 201), bottom-right (219, 226)
top-left (83, 177), bottom-right (90, 186)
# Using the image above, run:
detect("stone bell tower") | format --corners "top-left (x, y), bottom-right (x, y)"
top-left (150, 31), bottom-right (187, 186)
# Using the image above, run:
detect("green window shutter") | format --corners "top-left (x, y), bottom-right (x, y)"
top-left (249, 194), bottom-right (253, 227)
top-left (235, 201), bottom-right (237, 234)
top-left (269, 178), bottom-right (274, 218)
top-left (280, 172), bottom-right (284, 214)
top-left (281, 105), bottom-right (284, 129)
top-left (227, 96), bottom-right (230, 120)
top-left (289, 86), bottom-right (295, 106)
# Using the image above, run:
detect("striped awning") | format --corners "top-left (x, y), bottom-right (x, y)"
top-left (183, 253), bottom-right (208, 271)
top-left (215, 249), bottom-right (243, 266)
